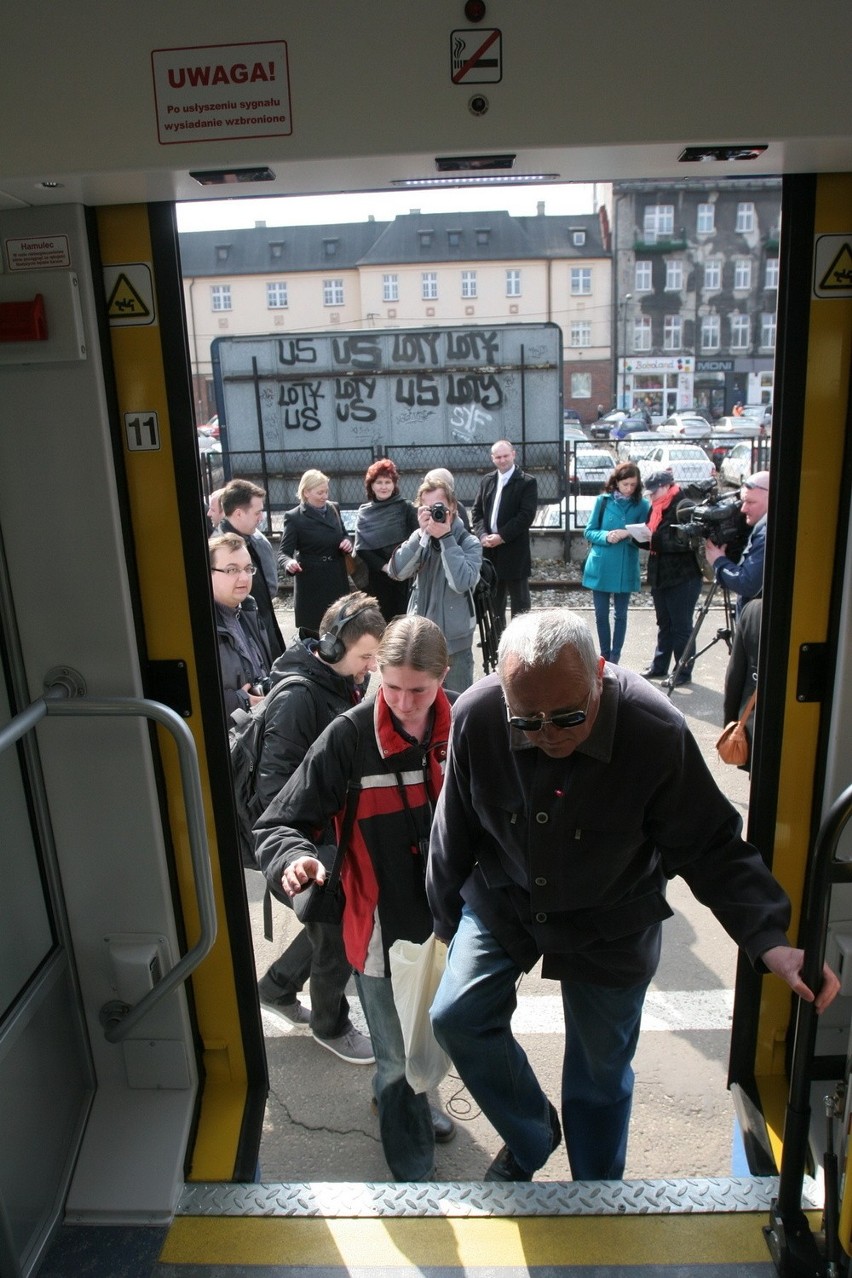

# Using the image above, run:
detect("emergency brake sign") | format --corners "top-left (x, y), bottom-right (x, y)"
top-left (151, 41), bottom-right (292, 144)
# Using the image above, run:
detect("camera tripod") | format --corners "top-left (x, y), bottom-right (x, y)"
top-left (662, 579), bottom-right (735, 697)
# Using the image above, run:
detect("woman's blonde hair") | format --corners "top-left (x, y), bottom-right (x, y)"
top-left (298, 469), bottom-right (330, 502)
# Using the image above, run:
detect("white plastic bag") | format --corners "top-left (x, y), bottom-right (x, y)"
top-left (388, 934), bottom-right (451, 1093)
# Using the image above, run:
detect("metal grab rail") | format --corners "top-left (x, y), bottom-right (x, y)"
top-left (767, 781), bottom-right (852, 1274)
top-left (0, 674), bottom-right (217, 1044)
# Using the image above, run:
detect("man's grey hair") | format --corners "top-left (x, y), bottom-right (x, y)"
top-left (497, 609), bottom-right (599, 683)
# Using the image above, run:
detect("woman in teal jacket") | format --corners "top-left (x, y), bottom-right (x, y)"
top-left (582, 462), bottom-right (650, 663)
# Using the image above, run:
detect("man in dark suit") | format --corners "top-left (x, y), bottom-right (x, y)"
top-left (472, 441), bottom-right (538, 621)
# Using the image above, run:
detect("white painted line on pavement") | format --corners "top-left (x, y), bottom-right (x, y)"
top-left (510, 989), bottom-right (734, 1034)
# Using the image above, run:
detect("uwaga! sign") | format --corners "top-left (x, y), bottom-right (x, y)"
top-left (151, 41), bottom-right (292, 143)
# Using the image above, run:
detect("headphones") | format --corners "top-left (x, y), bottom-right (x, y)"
top-left (317, 600), bottom-right (373, 664)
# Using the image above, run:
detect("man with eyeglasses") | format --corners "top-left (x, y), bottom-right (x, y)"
top-left (427, 608), bottom-right (839, 1183)
top-left (209, 533), bottom-right (273, 717)
top-left (704, 470), bottom-right (769, 617)
top-left (217, 478), bottom-right (285, 659)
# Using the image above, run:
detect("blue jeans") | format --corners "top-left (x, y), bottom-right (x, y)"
top-left (444, 645), bottom-right (474, 694)
top-left (592, 590), bottom-right (630, 663)
top-left (354, 972), bottom-right (434, 1181)
top-left (430, 906), bottom-right (649, 1179)
top-left (649, 575), bottom-right (702, 676)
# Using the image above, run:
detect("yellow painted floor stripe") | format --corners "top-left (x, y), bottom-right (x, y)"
top-left (160, 1212), bottom-right (795, 1267)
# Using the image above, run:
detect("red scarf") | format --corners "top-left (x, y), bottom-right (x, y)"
top-left (648, 484), bottom-right (680, 534)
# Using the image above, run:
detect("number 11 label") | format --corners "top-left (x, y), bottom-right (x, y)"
top-left (124, 412), bottom-right (161, 452)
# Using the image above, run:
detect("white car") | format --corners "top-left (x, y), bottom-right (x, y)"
top-left (657, 413), bottom-right (713, 438)
top-left (719, 440), bottom-right (771, 487)
top-left (713, 416), bottom-right (763, 437)
top-left (638, 443), bottom-right (716, 487)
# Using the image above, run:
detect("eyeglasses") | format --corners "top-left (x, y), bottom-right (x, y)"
top-left (212, 564), bottom-right (257, 577)
top-left (505, 686), bottom-right (593, 732)
top-left (742, 481), bottom-right (768, 491)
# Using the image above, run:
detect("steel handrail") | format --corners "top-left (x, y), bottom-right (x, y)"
top-left (0, 682), bottom-right (216, 1043)
top-left (767, 782), bottom-right (852, 1275)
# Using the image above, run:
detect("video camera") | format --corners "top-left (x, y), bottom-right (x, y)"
top-left (674, 480), bottom-right (749, 562)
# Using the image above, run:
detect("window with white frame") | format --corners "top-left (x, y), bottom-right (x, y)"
top-left (736, 202), bottom-right (756, 233)
top-left (571, 372), bottom-right (592, 398)
top-left (704, 258), bottom-right (722, 291)
top-left (663, 315), bottom-right (682, 350)
top-left (505, 268), bottom-right (521, 297)
top-left (570, 266), bottom-right (592, 295)
top-left (730, 313), bottom-right (750, 349)
top-left (323, 278), bottom-right (344, 306)
top-left (461, 270), bottom-right (477, 298)
top-left (760, 313), bottom-right (776, 350)
top-left (665, 260), bottom-right (684, 291)
top-left (701, 314), bottom-right (720, 351)
top-left (635, 260), bottom-right (652, 291)
top-left (211, 284), bottom-right (232, 312)
top-left (633, 316), bottom-right (652, 351)
top-left (421, 271), bottom-right (438, 300)
top-left (734, 258), bottom-right (752, 290)
top-left (643, 204), bottom-right (674, 241)
top-left (765, 257), bottom-right (780, 289)
top-left (572, 230), bottom-right (586, 246)
top-left (570, 321), bottom-right (591, 348)
top-left (266, 281), bottom-right (288, 309)
top-left (696, 203), bottom-right (715, 233)
top-left (382, 274), bottom-right (399, 302)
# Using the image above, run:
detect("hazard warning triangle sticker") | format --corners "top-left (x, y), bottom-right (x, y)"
top-left (813, 236), bottom-right (852, 298)
top-left (103, 263), bottom-right (157, 326)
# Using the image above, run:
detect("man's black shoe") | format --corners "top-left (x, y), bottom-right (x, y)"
top-left (484, 1102), bottom-right (561, 1182)
top-left (640, 666), bottom-right (666, 680)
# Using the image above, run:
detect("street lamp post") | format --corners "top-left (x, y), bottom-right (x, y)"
top-left (620, 293), bottom-right (632, 409)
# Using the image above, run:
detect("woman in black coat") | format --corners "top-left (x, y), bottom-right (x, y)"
top-left (278, 469), bottom-right (352, 636)
top-left (353, 458), bottom-right (418, 622)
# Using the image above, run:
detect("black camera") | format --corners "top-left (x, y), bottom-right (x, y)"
top-left (429, 501), bottom-right (449, 522)
top-left (675, 481), bottom-right (748, 562)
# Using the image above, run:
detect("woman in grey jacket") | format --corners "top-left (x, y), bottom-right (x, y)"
top-left (389, 471), bottom-right (482, 693)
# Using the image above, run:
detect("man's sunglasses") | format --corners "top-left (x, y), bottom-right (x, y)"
top-left (505, 686), bottom-right (593, 732)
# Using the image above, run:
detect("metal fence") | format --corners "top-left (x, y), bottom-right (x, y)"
top-left (206, 439), bottom-right (566, 531)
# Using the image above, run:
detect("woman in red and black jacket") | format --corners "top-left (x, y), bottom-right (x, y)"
top-left (255, 615), bottom-right (454, 1182)
top-left (640, 470), bottom-right (702, 687)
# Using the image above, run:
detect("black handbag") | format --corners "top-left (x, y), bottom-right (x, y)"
top-left (292, 739), bottom-right (361, 925)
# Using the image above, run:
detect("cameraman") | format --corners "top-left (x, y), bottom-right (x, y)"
top-left (704, 471), bottom-right (769, 617)
top-left (389, 470), bottom-right (483, 693)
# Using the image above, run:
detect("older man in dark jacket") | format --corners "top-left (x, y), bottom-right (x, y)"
top-left (427, 608), bottom-right (839, 1184)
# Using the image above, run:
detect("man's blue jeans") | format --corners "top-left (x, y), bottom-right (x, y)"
top-left (592, 590), bottom-right (630, 663)
top-left (430, 906), bottom-right (649, 1179)
top-left (354, 971), bottom-right (434, 1181)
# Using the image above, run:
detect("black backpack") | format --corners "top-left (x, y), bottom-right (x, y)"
top-left (228, 674), bottom-right (313, 869)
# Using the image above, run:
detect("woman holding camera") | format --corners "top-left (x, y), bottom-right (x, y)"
top-left (389, 469), bottom-right (482, 693)
top-left (582, 462), bottom-right (650, 664)
top-left (354, 458), bottom-right (419, 622)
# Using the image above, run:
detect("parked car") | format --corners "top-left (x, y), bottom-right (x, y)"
top-left (609, 413), bottom-right (655, 440)
top-left (589, 409), bottom-right (626, 440)
top-left (198, 415), bottom-right (219, 439)
top-left (742, 404), bottom-right (772, 429)
top-left (719, 440), bottom-right (771, 487)
top-left (197, 433), bottom-right (221, 456)
top-left (563, 408), bottom-right (583, 425)
top-left (713, 416), bottom-right (763, 437)
top-left (614, 434), bottom-right (659, 462)
top-left (563, 424), bottom-right (588, 444)
top-left (638, 443), bottom-right (716, 487)
top-left (657, 412), bottom-right (713, 438)
top-left (569, 447), bottom-right (615, 494)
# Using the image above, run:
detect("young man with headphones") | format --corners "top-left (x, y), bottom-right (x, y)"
top-left (255, 591), bottom-right (386, 1064)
